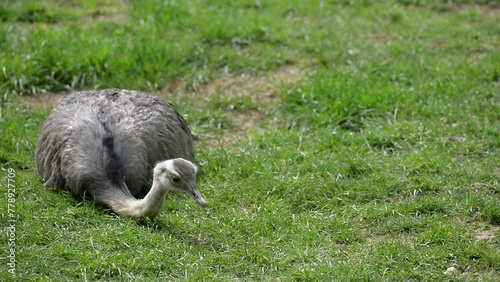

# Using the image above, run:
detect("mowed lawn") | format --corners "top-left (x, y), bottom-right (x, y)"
top-left (1, 0), bottom-right (499, 281)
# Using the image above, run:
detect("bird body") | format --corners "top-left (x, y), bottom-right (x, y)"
top-left (35, 89), bottom-right (206, 218)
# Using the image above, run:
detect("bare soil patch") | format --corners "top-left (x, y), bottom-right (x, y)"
top-left (474, 225), bottom-right (499, 242)
top-left (165, 65), bottom-right (304, 105)
top-left (162, 65), bottom-right (306, 148)
top-left (460, 4), bottom-right (499, 20)
top-left (17, 92), bottom-right (68, 109)
top-left (430, 3), bottom-right (499, 20)
top-left (81, 0), bottom-right (128, 25)
top-left (84, 9), bottom-right (127, 24)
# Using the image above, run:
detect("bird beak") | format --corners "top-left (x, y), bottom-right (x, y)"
top-left (186, 184), bottom-right (208, 208)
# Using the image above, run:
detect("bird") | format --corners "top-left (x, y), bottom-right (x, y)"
top-left (35, 89), bottom-right (207, 219)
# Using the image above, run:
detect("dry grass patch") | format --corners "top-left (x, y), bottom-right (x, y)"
top-left (458, 4), bottom-right (499, 20)
top-left (429, 3), bottom-right (500, 20)
top-left (79, 0), bottom-right (128, 25)
top-left (474, 225), bottom-right (499, 242)
top-left (16, 91), bottom-right (68, 109)
top-left (163, 65), bottom-right (306, 148)
top-left (166, 65), bottom-right (304, 105)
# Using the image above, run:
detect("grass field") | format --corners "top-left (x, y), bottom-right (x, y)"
top-left (1, 0), bottom-right (499, 280)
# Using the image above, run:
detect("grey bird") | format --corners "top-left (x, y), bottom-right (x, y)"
top-left (35, 89), bottom-right (207, 219)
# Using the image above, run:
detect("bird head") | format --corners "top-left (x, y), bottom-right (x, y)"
top-left (153, 158), bottom-right (207, 208)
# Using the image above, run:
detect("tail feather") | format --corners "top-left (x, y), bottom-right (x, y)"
top-left (101, 122), bottom-right (125, 185)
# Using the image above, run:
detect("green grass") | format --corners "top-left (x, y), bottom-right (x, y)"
top-left (1, 0), bottom-right (499, 281)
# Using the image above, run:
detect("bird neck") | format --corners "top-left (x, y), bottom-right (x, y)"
top-left (136, 180), bottom-right (169, 218)
top-left (112, 180), bottom-right (168, 219)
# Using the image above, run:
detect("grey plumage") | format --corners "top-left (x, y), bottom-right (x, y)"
top-left (35, 89), bottom-right (207, 218)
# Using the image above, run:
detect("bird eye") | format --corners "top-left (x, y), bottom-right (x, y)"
top-left (172, 177), bottom-right (180, 183)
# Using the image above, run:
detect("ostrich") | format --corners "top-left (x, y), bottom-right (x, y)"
top-left (35, 89), bottom-right (207, 219)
